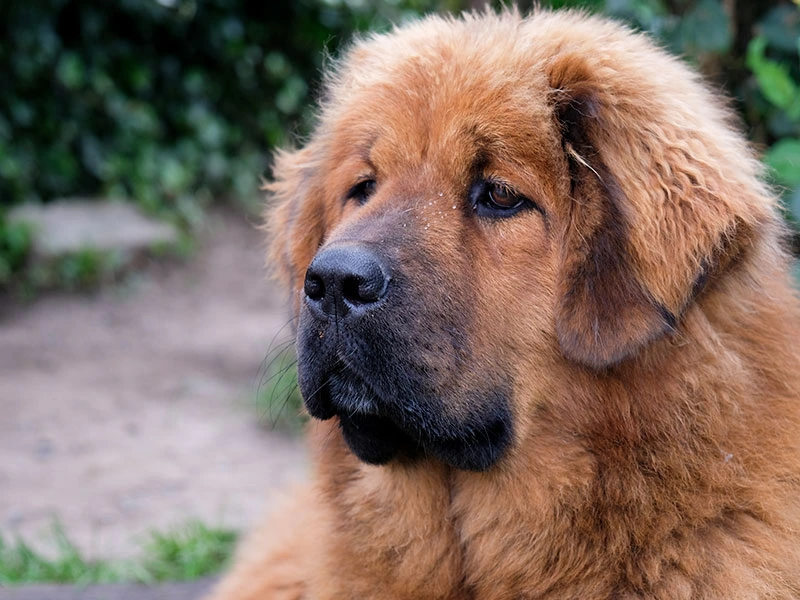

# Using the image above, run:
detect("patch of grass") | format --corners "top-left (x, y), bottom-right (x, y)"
top-left (148, 232), bottom-right (196, 262)
top-left (10, 248), bottom-right (128, 300)
top-left (254, 345), bottom-right (306, 433)
top-left (137, 522), bottom-right (237, 583)
top-left (0, 522), bottom-right (238, 586)
top-left (56, 249), bottom-right (125, 290)
top-left (0, 216), bottom-right (33, 286)
top-left (0, 524), bottom-right (119, 585)
top-left (7, 233), bottom-right (193, 301)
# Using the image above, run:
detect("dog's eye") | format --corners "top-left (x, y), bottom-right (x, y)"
top-left (346, 179), bottom-right (377, 205)
top-left (471, 180), bottom-right (536, 219)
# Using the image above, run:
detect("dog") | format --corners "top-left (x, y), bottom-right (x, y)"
top-left (209, 9), bottom-right (800, 599)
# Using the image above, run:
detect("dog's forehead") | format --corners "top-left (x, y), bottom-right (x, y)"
top-left (322, 17), bottom-right (558, 174)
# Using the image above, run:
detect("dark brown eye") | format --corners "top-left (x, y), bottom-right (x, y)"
top-left (470, 179), bottom-right (537, 219)
top-left (346, 179), bottom-right (377, 205)
top-left (487, 182), bottom-right (523, 210)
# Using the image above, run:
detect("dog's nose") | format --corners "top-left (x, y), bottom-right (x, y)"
top-left (304, 244), bottom-right (390, 317)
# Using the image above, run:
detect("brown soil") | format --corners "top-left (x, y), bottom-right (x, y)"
top-left (0, 210), bottom-right (308, 558)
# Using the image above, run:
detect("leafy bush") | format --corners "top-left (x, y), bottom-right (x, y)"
top-left (0, 214), bottom-right (32, 285)
top-left (0, 0), bottom-right (447, 289)
top-left (0, 0), bottom-right (441, 216)
top-left (746, 17), bottom-right (800, 224)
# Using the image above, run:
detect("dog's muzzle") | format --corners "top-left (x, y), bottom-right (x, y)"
top-left (295, 240), bottom-right (513, 471)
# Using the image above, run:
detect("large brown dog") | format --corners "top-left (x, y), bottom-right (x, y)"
top-left (210, 9), bottom-right (800, 599)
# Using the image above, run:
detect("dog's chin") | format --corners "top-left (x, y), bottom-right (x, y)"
top-left (338, 411), bottom-right (511, 472)
top-left (338, 413), bottom-right (417, 466)
top-left (303, 370), bottom-right (512, 472)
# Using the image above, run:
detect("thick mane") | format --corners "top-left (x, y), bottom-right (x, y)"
top-left (215, 10), bottom-right (800, 600)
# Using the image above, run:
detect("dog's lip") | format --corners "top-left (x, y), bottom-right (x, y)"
top-left (303, 363), bottom-right (386, 420)
top-left (300, 357), bottom-right (513, 471)
top-left (306, 364), bottom-right (416, 436)
top-left (303, 382), bottom-right (336, 420)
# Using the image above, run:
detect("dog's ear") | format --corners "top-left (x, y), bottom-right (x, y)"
top-left (264, 145), bottom-right (326, 300)
top-left (548, 54), bottom-right (755, 369)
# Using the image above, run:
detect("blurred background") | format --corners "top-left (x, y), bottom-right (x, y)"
top-left (0, 0), bottom-right (798, 592)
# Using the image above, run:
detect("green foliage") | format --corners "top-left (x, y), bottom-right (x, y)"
top-left (763, 138), bottom-right (800, 187)
top-left (0, 524), bottom-right (119, 585)
top-left (747, 36), bottom-right (800, 118)
top-left (53, 249), bottom-right (122, 290)
top-left (2, 2), bottom-right (254, 212)
top-left (605, 0), bottom-right (735, 56)
top-left (0, 0), bottom-right (443, 212)
top-left (0, 0), bottom-right (448, 289)
top-left (0, 215), bottom-right (32, 285)
top-left (136, 522), bottom-right (238, 583)
top-left (3, 236), bottom-right (191, 299)
top-left (673, 0), bottom-right (732, 54)
top-left (0, 521), bottom-right (238, 585)
top-left (609, 0), bottom-right (734, 55)
top-left (745, 22), bottom-right (800, 225)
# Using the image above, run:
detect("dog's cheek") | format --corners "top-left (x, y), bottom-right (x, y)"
top-left (387, 219), bottom-right (513, 423)
top-left (395, 238), bottom-right (477, 384)
top-left (475, 217), bottom-right (559, 359)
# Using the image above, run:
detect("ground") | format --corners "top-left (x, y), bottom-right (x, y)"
top-left (0, 210), bottom-right (308, 559)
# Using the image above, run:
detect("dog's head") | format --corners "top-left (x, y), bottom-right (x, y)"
top-left (266, 11), bottom-right (771, 471)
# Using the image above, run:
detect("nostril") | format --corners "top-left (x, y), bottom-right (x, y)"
top-left (304, 272), bottom-right (325, 301)
top-left (341, 272), bottom-right (389, 305)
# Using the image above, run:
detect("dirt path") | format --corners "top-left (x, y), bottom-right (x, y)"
top-left (0, 210), bottom-right (308, 558)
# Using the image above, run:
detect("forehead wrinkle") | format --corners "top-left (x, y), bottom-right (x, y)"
top-left (360, 136), bottom-right (379, 174)
top-left (438, 122), bottom-right (526, 181)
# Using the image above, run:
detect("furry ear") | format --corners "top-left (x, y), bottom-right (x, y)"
top-left (548, 54), bottom-right (753, 369)
top-left (265, 144), bottom-right (326, 304)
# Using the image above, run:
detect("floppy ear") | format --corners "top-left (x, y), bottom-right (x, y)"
top-left (264, 144), bottom-right (326, 301)
top-left (548, 54), bottom-right (754, 370)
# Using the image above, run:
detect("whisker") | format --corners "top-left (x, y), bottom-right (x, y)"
top-left (252, 318), bottom-right (305, 431)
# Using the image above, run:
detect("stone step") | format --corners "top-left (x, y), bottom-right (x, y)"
top-left (8, 200), bottom-right (179, 260)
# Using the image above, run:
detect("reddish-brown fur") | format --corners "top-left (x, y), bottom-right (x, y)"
top-left (209, 10), bottom-right (800, 599)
